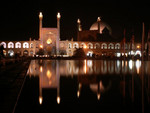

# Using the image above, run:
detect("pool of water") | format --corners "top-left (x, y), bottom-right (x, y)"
top-left (15, 60), bottom-right (150, 113)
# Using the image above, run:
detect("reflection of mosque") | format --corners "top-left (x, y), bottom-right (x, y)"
top-left (28, 60), bottom-right (150, 76)
top-left (1, 12), bottom-right (149, 58)
top-left (27, 60), bottom-right (150, 104)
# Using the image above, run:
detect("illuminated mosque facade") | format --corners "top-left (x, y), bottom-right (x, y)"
top-left (0, 12), bottom-right (147, 58)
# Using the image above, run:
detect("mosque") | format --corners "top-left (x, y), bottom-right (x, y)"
top-left (0, 12), bottom-right (146, 58)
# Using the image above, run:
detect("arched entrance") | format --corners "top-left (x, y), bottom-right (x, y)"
top-left (8, 50), bottom-right (14, 57)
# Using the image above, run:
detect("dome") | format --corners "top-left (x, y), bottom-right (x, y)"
top-left (90, 21), bottom-right (112, 35)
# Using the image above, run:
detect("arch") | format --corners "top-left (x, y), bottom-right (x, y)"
top-left (101, 43), bottom-right (107, 49)
top-left (115, 43), bottom-right (120, 49)
top-left (80, 43), bottom-right (86, 48)
top-left (94, 43), bottom-right (100, 49)
top-left (23, 50), bottom-right (29, 56)
top-left (15, 42), bottom-right (21, 48)
top-left (8, 50), bottom-right (14, 57)
top-left (0, 42), bottom-right (6, 48)
top-left (23, 42), bottom-right (29, 48)
top-left (87, 51), bottom-right (93, 57)
top-left (68, 43), bottom-right (72, 49)
top-left (8, 42), bottom-right (14, 48)
top-left (108, 43), bottom-right (114, 49)
top-left (87, 43), bottom-right (93, 49)
top-left (73, 42), bottom-right (79, 48)
top-left (30, 43), bottom-right (33, 48)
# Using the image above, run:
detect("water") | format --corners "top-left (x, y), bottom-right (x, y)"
top-left (15, 60), bottom-right (150, 113)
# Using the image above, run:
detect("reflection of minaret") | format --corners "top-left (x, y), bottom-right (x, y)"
top-left (56, 60), bottom-right (60, 104)
top-left (97, 81), bottom-right (101, 100)
top-left (77, 83), bottom-right (82, 98)
top-left (56, 13), bottom-right (61, 56)
top-left (39, 66), bottom-right (43, 105)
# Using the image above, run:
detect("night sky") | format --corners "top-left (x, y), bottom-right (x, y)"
top-left (0, 1), bottom-right (150, 42)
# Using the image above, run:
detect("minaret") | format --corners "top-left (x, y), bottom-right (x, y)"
top-left (77, 19), bottom-right (81, 41)
top-left (39, 12), bottom-right (43, 41)
top-left (97, 17), bottom-right (101, 34)
top-left (57, 12), bottom-right (61, 56)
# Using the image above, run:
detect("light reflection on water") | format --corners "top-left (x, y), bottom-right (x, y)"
top-left (27, 60), bottom-right (146, 77)
top-left (25, 60), bottom-right (150, 113)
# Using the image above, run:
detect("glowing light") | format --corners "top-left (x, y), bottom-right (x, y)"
top-left (57, 12), bottom-right (61, 19)
top-left (87, 60), bottom-right (93, 67)
top-left (57, 96), bottom-right (60, 104)
top-left (97, 93), bottom-right (101, 100)
top-left (129, 60), bottom-right (133, 70)
top-left (84, 45), bottom-right (87, 49)
top-left (77, 90), bottom-right (80, 98)
top-left (39, 44), bottom-right (43, 49)
top-left (97, 17), bottom-right (101, 22)
top-left (135, 50), bottom-right (141, 57)
top-left (137, 45), bottom-right (140, 49)
top-left (47, 38), bottom-right (52, 44)
top-left (39, 96), bottom-right (43, 105)
top-left (47, 70), bottom-right (51, 79)
top-left (116, 53), bottom-right (121, 57)
top-left (77, 19), bottom-right (81, 24)
top-left (40, 66), bottom-right (43, 72)
top-left (136, 60), bottom-right (141, 74)
top-left (39, 12), bottom-right (43, 18)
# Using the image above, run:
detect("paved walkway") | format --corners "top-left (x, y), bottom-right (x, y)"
top-left (0, 59), bottom-right (30, 113)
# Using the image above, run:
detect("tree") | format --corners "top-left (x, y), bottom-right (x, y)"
top-left (0, 45), bottom-right (4, 58)
top-left (73, 48), bottom-right (86, 58)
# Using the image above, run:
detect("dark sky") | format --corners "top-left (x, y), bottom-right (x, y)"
top-left (0, 1), bottom-right (150, 42)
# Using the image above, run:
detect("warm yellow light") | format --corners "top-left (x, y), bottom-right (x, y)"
top-left (39, 12), bottom-right (43, 18)
top-left (77, 90), bottom-right (80, 98)
top-left (47, 70), bottom-right (52, 79)
top-left (40, 66), bottom-right (43, 72)
top-left (97, 17), bottom-right (101, 22)
top-left (84, 60), bottom-right (87, 74)
top-left (97, 93), bottom-right (101, 100)
top-left (137, 45), bottom-right (140, 49)
top-left (47, 38), bottom-right (52, 44)
top-left (39, 96), bottom-right (43, 105)
top-left (39, 44), bottom-right (43, 49)
top-left (57, 12), bottom-right (61, 19)
top-left (57, 96), bottom-right (60, 104)
top-left (84, 45), bottom-right (87, 49)
top-left (77, 19), bottom-right (81, 24)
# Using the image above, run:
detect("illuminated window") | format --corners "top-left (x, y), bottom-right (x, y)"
top-left (95, 43), bottom-right (100, 49)
top-left (101, 43), bottom-right (107, 49)
top-left (8, 42), bottom-right (14, 48)
top-left (115, 43), bottom-right (120, 49)
top-left (80, 43), bottom-right (86, 48)
top-left (0, 42), bottom-right (6, 48)
top-left (30, 43), bottom-right (33, 48)
top-left (23, 42), bottom-right (29, 48)
top-left (15, 42), bottom-right (21, 48)
top-left (108, 43), bottom-right (114, 49)
top-left (87, 43), bottom-right (93, 49)
top-left (73, 43), bottom-right (79, 48)
top-left (68, 43), bottom-right (72, 49)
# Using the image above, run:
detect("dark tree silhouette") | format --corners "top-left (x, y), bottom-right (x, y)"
top-left (0, 45), bottom-right (4, 58)
top-left (73, 48), bottom-right (86, 58)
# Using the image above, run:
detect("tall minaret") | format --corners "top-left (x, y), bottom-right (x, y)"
top-left (97, 17), bottom-right (101, 34)
top-left (39, 12), bottom-right (43, 41)
top-left (56, 12), bottom-right (61, 56)
top-left (77, 19), bottom-right (82, 41)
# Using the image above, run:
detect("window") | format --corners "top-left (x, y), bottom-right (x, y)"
top-left (8, 42), bottom-right (14, 48)
top-left (15, 42), bottom-right (21, 48)
top-left (23, 42), bottom-right (29, 48)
